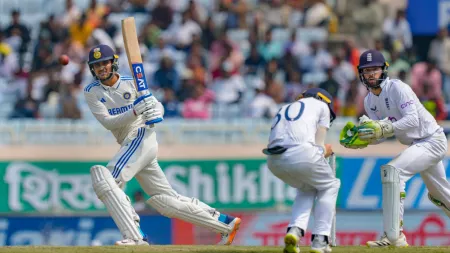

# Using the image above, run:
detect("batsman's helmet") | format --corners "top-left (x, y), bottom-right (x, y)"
top-left (357, 49), bottom-right (389, 89)
top-left (87, 44), bottom-right (119, 80)
top-left (297, 87), bottom-right (336, 123)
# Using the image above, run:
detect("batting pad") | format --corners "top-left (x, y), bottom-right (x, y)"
top-left (381, 164), bottom-right (400, 242)
top-left (91, 165), bottom-right (143, 240)
top-left (147, 194), bottom-right (231, 234)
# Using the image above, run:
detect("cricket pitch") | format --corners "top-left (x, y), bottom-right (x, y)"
top-left (1, 246), bottom-right (450, 253)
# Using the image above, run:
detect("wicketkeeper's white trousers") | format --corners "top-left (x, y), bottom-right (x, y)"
top-left (388, 129), bottom-right (450, 230)
top-left (267, 143), bottom-right (341, 236)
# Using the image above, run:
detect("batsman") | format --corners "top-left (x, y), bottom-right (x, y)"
top-left (83, 44), bottom-right (241, 246)
top-left (340, 49), bottom-right (450, 247)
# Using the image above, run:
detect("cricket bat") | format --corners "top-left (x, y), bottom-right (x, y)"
top-left (121, 17), bottom-right (162, 125)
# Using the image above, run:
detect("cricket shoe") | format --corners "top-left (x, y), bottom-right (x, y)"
top-left (115, 238), bottom-right (149, 246)
top-left (284, 233), bottom-right (300, 253)
top-left (217, 214), bottom-right (242, 245)
top-left (310, 235), bottom-right (332, 253)
top-left (366, 232), bottom-right (408, 248)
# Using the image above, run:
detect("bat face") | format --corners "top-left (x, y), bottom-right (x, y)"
top-left (122, 17), bottom-right (151, 95)
top-left (132, 63), bottom-right (149, 92)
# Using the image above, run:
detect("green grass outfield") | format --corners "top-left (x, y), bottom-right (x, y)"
top-left (1, 246), bottom-right (450, 253)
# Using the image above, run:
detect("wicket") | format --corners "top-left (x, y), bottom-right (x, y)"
top-left (328, 153), bottom-right (337, 247)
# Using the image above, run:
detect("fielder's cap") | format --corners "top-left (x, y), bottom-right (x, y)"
top-left (358, 49), bottom-right (386, 69)
top-left (88, 44), bottom-right (117, 65)
top-left (301, 87), bottom-right (336, 122)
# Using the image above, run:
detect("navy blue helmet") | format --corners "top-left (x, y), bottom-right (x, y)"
top-left (297, 87), bottom-right (336, 123)
top-left (87, 44), bottom-right (119, 80)
top-left (357, 49), bottom-right (389, 89)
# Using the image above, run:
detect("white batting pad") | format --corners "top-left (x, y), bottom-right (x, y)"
top-left (91, 165), bottom-right (143, 240)
top-left (147, 194), bottom-right (231, 234)
top-left (381, 164), bottom-right (400, 242)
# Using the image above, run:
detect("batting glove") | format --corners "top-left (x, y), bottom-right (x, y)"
top-left (133, 94), bottom-right (157, 116)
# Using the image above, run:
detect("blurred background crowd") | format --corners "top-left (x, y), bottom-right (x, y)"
top-left (0, 0), bottom-right (447, 122)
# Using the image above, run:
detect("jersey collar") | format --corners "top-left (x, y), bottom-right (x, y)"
top-left (100, 74), bottom-right (122, 90)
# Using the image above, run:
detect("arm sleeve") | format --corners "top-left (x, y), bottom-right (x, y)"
top-left (315, 126), bottom-right (327, 149)
top-left (391, 83), bottom-right (419, 132)
top-left (318, 103), bottom-right (330, 129)
top-left (84, 91), bottom-right (136, 130)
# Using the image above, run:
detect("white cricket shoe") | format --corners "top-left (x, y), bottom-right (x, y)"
top-left (366, 232), bottom-right (409, 248)
top-left (284, 233), bottom-right (300, 253)
top-left (218, 216), bottom-right (242, 245)
top-left (310, 235), bottom-right (332, 253)
top-left (115, 238), bottom-right (149, 246)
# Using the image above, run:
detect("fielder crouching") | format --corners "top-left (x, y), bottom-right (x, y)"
top-left (84, 44), bottom-right (241, 246)
top-left (264, 88), bottom-right (341, 253)
top-left (340, 49), bottom-right (450, 248)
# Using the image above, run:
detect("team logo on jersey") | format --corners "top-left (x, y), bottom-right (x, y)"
top-left (93, 48), bottom-right (101, 59)
top-left (385, 98), bottom-right (390, 110)
top-left (123, 92), bottom-right (131, 100)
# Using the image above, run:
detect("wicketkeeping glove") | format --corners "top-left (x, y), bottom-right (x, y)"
top-left (357, 118), bottom-right (394, 141)
top-left (339, 121), bottom-right (369, 149)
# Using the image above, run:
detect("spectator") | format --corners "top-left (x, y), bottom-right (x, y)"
top-left (69, 13), bottom-right (94, 46)
top-left (59, 0), bottom-right (81, 28)
top-left (428, 27), bottom-right (450, 102)
top-left (4, 10), bottom-right (31, 70)
top-left (375, 39), bottom-right (391, 63)
top-left (419, 83), bottom-right (448, 121)
top-left (248, 78), bottom-right (278, 119)
top-left (151, 0), bottom-right (173, 30)
top-left (383, 9), bottom-right (412, 53)
top-left (352, 0), bottom-right (384, 48)
top-left (219, 0), bottom-right (248, 29)
top-left (0, 34), bottom-right (18, 79)
top-left (161, 88), bottom-right (180, 118)
top-left (152, 55), bottom-right (180, 93)
top-left (9, 95), bottom-right (39, 119)
top-left (303, 0), bottom-right (331, 28)
top-left (388, 50), bottom-right (410, 78)
top-left (210, 61), bottom-right (245, 104)
top-left (147, 37), bottom-right (177, 64)
top-left (244, 44), bottom-right (266, 75)
top-left (182, 84), bottom-right (215, 119)
top-left (410, 60), bottom-right (442, 100)
top-left (284, 71), bottom-right (303, 102)
top-left (257, 29), bottom-right (283, 61)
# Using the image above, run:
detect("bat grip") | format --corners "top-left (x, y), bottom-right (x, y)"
top-left (145, 117), bottom-right (163, 125)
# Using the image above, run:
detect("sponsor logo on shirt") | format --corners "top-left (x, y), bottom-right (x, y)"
top-left (400, 100), bottom-right (414, 109)
top-left (108, 104), bottom-right (133, 115)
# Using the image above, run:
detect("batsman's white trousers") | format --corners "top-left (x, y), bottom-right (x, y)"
top-left (267, 142), bottom-right (341, 236)
top-left (388, 129), bottom-right (450, 229)
top-left (108, 127), bottom-right (177, 197)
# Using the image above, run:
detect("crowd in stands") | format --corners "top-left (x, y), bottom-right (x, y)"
top-left (0, 0), bottom-right (448, 122)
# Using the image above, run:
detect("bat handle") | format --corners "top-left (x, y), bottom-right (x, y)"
top-left (145, 117), bottom-right (163, 125)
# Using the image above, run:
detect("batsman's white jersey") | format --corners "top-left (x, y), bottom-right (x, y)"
top-left (364, 77), bottom-right (441, 145)
top-left (84, 75), bottom-right (145, 145)
top-left (265, 97), bottom-right (340, 237)
top-left (268, 97), bottom-right (330, 149)
top-left (363, 77), bottom-right (450, 233)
